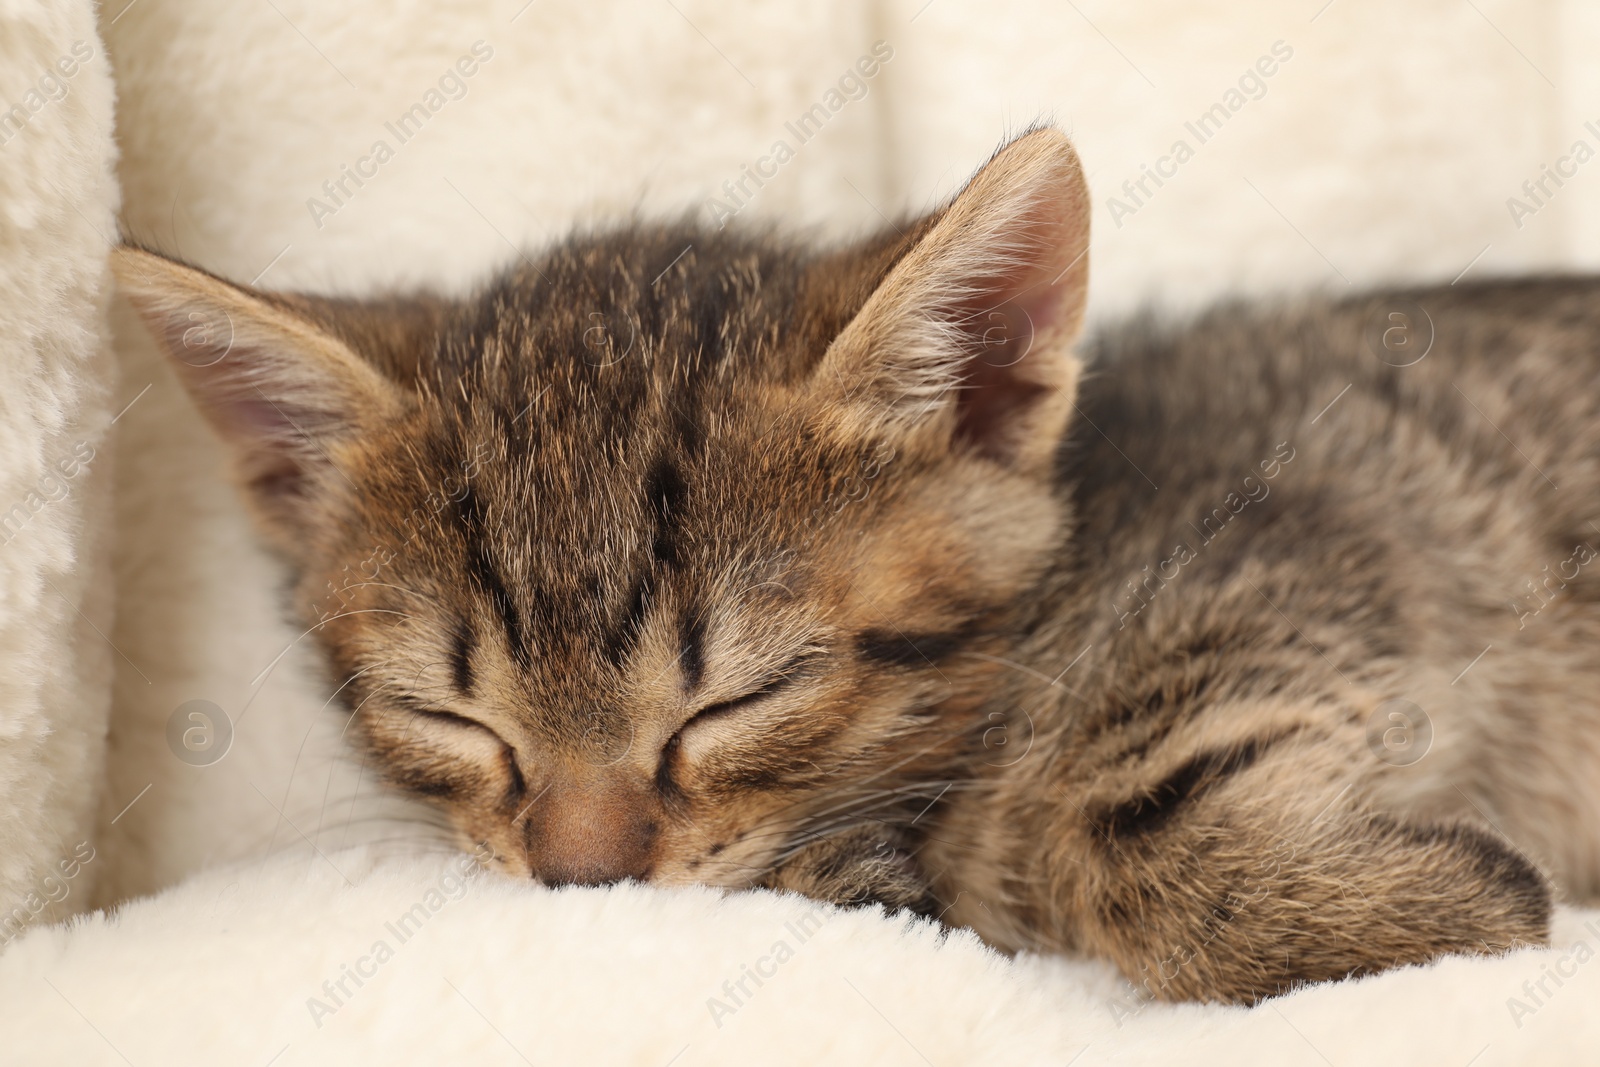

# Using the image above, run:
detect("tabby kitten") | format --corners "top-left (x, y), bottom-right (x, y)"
top-left (116, 126), bottom-right (1595, 1006)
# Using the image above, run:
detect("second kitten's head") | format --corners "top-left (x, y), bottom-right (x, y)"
top-left (116, 127), bottom-right (1091, 888)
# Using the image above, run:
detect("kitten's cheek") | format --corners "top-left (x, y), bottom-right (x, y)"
top-left (644, 865), bottom-right (700, 888)
top-left (477, 844), bottom-right (529, 878)
top-left (645, 837), bottom-right (765, 890)
top-left (451, 822), bottom-right (532, 879)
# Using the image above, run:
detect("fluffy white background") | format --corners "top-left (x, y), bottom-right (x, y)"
top-left (1, 0), bottom-right (1598, 1063)
top-left (6, 850), bottom-right (1600, 1065)
top-left (0, 1), bottom-right (117, 933)
top-left (884, 0), bottom-right (1600, 319)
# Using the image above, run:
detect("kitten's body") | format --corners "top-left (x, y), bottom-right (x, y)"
top-left (115, 129), bottom-right (1589, 1004)
top-left (927, 281), bottom-right (1600, 995)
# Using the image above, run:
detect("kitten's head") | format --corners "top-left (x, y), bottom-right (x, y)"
top-left (115, 127), bottom-right (1090, 887)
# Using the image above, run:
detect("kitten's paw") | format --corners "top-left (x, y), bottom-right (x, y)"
top-left (763, 826), bottom-right (938, 918)
top-left (1112, 816), bottom-right (1553, 1005)
top-left (1386, 819), bottom-right (1553, 957)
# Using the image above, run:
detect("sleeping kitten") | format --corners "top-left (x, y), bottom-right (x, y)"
top-left (115, 126), bottom-right (1596, 1005)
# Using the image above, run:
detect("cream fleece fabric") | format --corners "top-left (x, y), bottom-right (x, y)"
top-left (0, 3), bottom-right (117, 941)
top-left (0, 0), bottom-right (1594, 1063)
top-left (4, 850), bottom-right (1600, 1066)
top-left (882, 0), bottom-right (1600, 322)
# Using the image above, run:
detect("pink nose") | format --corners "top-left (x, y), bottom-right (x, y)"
top-left (530, 781), bottom-right (657, 886)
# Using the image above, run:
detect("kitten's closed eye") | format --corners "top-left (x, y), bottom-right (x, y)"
top-left (403, 705), bottom-right (504, 743)
top-left (678, 654), bottom-right (812, 733)
top-left (657, 651), bottom-right (820, 795)
top-left (402, 705), bottom-right (526, 798)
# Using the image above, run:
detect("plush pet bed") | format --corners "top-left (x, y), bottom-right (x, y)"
top-left (3, 1), bottom-right (1599, 1063)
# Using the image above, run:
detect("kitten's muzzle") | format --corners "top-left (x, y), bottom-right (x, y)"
top-left (527, 777), bottom-right (659, 887)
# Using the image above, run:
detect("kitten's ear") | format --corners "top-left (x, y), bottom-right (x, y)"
top-left (817, 126), bottom-right (1090, 472)
top-left (112, 246), bottom-right (406, 546)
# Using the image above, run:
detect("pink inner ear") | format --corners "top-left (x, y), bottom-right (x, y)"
top-left (180, 369), bottom-right (345, 509)
top-left (944, 177), bottom-right (1085, 462)
top-left (947, 258), bottom-right (1077, 460)
top-left (213, 391), bottom-right (325, 502)
top-left (230, 393), bottom-right (305, 442)
top-left (953, 299), bottom-right (1053, 460)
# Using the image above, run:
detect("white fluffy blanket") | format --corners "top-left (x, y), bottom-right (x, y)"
top-left (0, 0), bottom-right (116, 941)
top-left (4, 0), bottom-right (1599, 1063)
top-left (5, 850), bottom-right (1600, 1065)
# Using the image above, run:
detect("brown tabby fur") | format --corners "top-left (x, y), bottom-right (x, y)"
top-left (114, 127), bottom-right (1596, 1005)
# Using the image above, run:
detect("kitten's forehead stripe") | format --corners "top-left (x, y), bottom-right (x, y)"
top-left (418, 221), bottom-right (818, 689)
top-left (457, 485), bottom-right (531, 673)
top-left (607, 568), bottom-right (655, 669)
top-left (450, 619), bottom-right (475, 696)
top-left (680, 611), bottom-right (706, 693)
top-left (336, 220), bottom-right (921, 755)
top-left (856, 628), bottom-right (976, 668)
top-left (643, 457), bottom-right (687, 568)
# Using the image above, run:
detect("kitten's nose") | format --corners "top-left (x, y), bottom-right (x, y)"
top-left (531, 779), bottom-right (657, 887)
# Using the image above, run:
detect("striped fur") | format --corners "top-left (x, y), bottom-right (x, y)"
top-left (115, 127), bottom-right (1594, 1004)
